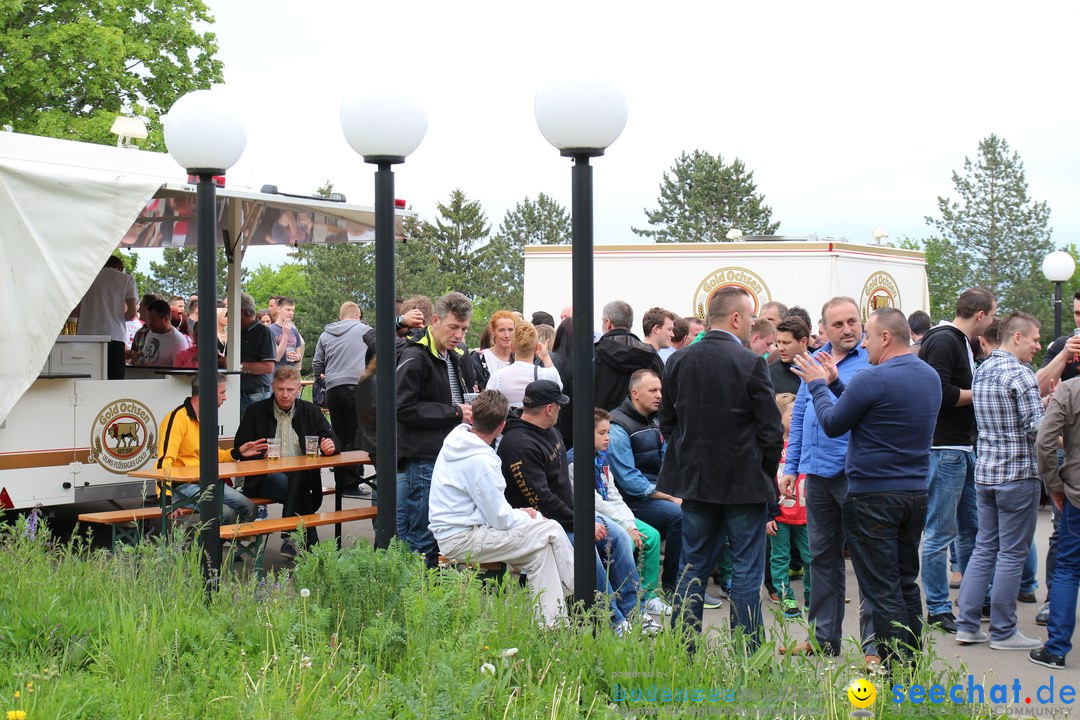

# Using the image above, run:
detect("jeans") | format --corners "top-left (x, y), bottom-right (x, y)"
top-left (672, 500), bottom-right (767, 651)
top-left (922, 448), bottom-right (978, 616)
top-left (240, 389), bottom-right (272, 417)
top-left (397, 460), bottom-right (439, 567)
top-left (326, 384), bottom-right (362, 488)
top-left (770, 522), bottom-right (811, 605)
top-left (173, 482), bottom-right (256, 524)
top-left (844, 490), bottom-right (927, 665)
top-left (805, 473), bottom-right (875, 655)
top-left (956, 480), bottom-right (1041, 641)
top-left (568, 518), bottom-right (641, 626)
top-left (624, 496), bottom-right (683, 593)
top-left (1046, 499), bottom-right (1080, 658)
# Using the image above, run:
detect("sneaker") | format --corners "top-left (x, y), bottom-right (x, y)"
top-left (279, 539), bottom-right (297, 559)
top-left (255, 505), bottom-right (269, 520)
top-left (982, 603), bottom-right (991, 621)
top-left (718, 579), bottom-right (733, 598)
top-left (782, 599), bottom-right (801, 618)
top-left (703, 593), bottom-right (724, 609)
top-left (956, 629), bottom-right (989, 644)
top-left (1029, 647), bottom-right (1066, 669)
top-left (949, 571), bottom-right (963, 589)
top-left (1036, 602), bottom-right (1050, 626)
top-left (788, 566), bottom-right (804, 579)
top-left (639, 614), bottom-right (663, 636)
top-left (768, 591), bottom-right (780, 604)
top-left (1018, 590), bottom-right (1037, 604)
top-left (990, 631), bottom-right (1043, 651)
top-left (341, 484), bottom-right (372, 499)
top-left (927, 612), bottom-right (958, 634)
top-left (644, 597), bottom-right (673, 617)
top-left (614, 620), bottom-right (632, 638)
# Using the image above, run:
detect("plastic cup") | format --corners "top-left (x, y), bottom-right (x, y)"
top-left (266, 438), bottom-right (281, 460)
top-left (305, 435), bottom-right (319, 458)
top-left (463, 392), bottom-right (479, 404)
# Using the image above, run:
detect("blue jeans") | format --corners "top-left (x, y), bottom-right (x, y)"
top-left (173, 482), bottom-right (256, 524)
top-left (397, 460), bottom-right (439, 567)
top-left (624, 496), bottom-right (683, 593)
top-left (922, 448), bottom-right (978, 616)
top-left (956, 480), bottom-right (1041, 641)
top-left (240, 390), bottom-right (272, 417)
top-left (844, 490), bottom-right (927, 665)
top-left (569, 517), bottom-right (641, 626)
top-left (672, 500), bottom-right (767, 651)
top-left (1046, 499), bottom-right (1080, 658)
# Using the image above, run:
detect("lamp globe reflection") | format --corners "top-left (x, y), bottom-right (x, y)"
top-left (163, 89), bottom-right (247, 173)
top-left (1042, 250), bottom-right (1075, 283)
top-left (340, 89), bottom-right (428, 163)
top-left (534, 80), bottom-right (628, 157)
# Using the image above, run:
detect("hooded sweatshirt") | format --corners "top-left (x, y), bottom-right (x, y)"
top-left (593, 328), bottom-right (665, 411)
top-left (428, 424), bottom-right (531, 542)
top-left (498, 415), bottom-right (575, 530)
top-left (312, 320), bottom-right (375, 391)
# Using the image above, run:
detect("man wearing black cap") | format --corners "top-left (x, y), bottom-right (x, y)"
top-left (499, 380), bottom-right (653, 633)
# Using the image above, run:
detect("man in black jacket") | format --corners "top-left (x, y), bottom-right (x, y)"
top-left (594, 300), bottom-right (665, 411)
top-left (919, 287), bottom-right (996, 633)
top-left (658, 286), bottom-right (784, 651)
top-left (396, 291), bottom-right (476, 567)
top-left (234, 366), bottom-right (340, 556)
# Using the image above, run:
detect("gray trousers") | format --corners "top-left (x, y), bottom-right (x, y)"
top-left (956, 479), bottom-right (1041, 640)
top-left (805, 473), bottom-right (876, 654)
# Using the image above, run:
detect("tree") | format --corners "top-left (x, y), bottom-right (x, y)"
top-left (926, 134), bottom-right (1055, 326)
top-left (633, 150), bottom-right (779, 243)
top-left (144, 247), bottom-right (233, 298)
top-left (245, 263), bottom-right (310, 310)
top-left (479, 193), bottom-right (571, 311)
top-left (898, 236), bottom-right (970, 322)
top-left (0, 0), bottom-right (224, 148)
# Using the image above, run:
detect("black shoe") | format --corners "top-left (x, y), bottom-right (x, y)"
top-left (927, 612), bottom-right (958, 634)
top-left (340, 484), bottom-right (371, 499)
top-left (1036, 602), bottom-right (1050, 626)
top-left (982, 603), bottom-right (992, 621)
top-left (1029, 647), bottom-right (1065, 669)
top-left (1018, 591), bottom-right (1037, 603)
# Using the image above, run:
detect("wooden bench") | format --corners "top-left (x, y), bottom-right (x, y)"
top-left (219, 506), bottom-right (378, 576)
top-left (78, 497), bottom-right (274, 549)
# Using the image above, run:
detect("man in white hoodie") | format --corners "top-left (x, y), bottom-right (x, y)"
top-left (428, 389), bottom-right (575, 627)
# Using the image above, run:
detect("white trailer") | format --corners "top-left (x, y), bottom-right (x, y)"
top-left (523, 238), bottom-right (928, 330)
top-left (0, 132), bottom-right (398, 511)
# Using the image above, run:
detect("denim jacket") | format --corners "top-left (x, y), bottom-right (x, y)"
top-left (783, 342), bottom-right (869, 478)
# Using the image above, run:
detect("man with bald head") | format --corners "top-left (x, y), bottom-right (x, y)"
top-left (792, 307), bottom-right (941, 666)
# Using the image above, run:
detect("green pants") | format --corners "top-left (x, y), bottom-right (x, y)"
top-left (770, 522), bottom-right (811, 604)
top-left (634, 519), bottom-right (661, 599)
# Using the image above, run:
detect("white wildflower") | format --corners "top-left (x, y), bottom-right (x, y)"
top-left (481, 663), bottom-right (496, 675)
top-left (500, 647), bottom-right (519, 658)
top-left (300, 588), bottom-right (311, 598)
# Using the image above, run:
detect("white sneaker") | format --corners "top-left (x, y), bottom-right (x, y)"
top-left (956, 629), bottom-right (989, 644)
top-left (639, 614), bottom-right (663, 636)
top-left (614, 620), bottom-right (632, 638)
top-left (990, 631), bottom-right (1043, 651)
top-left (644, 597), bottom-right (673, 616)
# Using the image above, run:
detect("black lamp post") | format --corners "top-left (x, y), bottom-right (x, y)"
top-left (534, 81), bottom-right (628, 607)
top-left (340, 91), bottom-right (428, 549)
top-left (164, 89), bottom-right (248, 588)
top-left (1042, 250), bottom-right (1076, 340)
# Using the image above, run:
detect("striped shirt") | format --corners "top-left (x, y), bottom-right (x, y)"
top-left (972, 349), bottom-right (1043, 485)
top-left (443, 351), bottom-right (464, 406)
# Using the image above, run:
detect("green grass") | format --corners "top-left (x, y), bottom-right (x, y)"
top-left (0, 515), bottom-right (1007, 719)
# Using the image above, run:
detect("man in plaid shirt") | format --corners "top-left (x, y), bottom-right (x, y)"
top-left (956, 312), bottom-right (1045, 650)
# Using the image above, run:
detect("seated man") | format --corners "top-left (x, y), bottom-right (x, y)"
top-left (156, 372), bottom-right (266, 524)
top-left (429, 389), bottom-right (574, 627)
top-left (132, 299), bottom-right (189, 367)
top-left (234, 366), bottom-right (341, 557)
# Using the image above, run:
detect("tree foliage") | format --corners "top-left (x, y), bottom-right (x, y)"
top-left (633, 150), bottom-right (779, 243)
top-left (479, 193), bottom-right (570, 311)
top-left (144, 247), bottom-right (234, 299)
top-left (0, 0), bottom-right (224, 148)
top-left (245, 262), bottom-right (310, 310)
top-left (924, 134), bottom-right (1055, 328)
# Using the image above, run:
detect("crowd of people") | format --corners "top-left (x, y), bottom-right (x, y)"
top-left (74, 257), bottom-right (1080, 669)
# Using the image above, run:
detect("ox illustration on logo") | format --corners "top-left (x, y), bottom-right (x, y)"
top-left (692, 266), bottom-right (772, 319)
top-left (859, 270), bottom-right (902, 320)
top-left (88, 399), bottom-right (156, 474)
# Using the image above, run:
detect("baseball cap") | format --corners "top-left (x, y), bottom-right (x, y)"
top-left (522, 379), bottom-right (570, 408)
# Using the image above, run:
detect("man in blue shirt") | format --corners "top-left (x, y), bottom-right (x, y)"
top-left (782, 297), bottom-right (876, 660)
top-left (793, 307), bottom-right (941, 667)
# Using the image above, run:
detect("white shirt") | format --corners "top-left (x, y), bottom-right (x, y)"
top-left (137, 327), bottom-right (190, 367)
top-left (480, 348), bottom-right (513, 376)
top-left (77, 267), bottom-right (137, 343)
top-left (488, 360), bottom-right (562, 408)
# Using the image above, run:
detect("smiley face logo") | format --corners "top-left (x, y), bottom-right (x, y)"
top-left (848, 678), bottom-right (876, 709)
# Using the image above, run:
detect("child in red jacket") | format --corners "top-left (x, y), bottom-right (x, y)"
top-left (767, 392), bottom-right (812, 618)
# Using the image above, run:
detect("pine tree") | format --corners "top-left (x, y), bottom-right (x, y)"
top-left (633, 150), bottom-right (779, 243)
top-left (480, 193), bottom-right (571, 311)
top-left (145, 247), bottom-right (231, 298)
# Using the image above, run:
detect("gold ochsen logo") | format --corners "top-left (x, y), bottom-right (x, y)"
top-left (860, 271), bottom-right (902, 320)
top-left (692, 267), bottom-right (772, 320)
top-left (88, 398), bottom-right (156, 475)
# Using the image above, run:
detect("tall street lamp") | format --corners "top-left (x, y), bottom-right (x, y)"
top-left (163, 89), bottom-right (247, 586)
top-left (340, 89), bottom-right (427, 550)
top-left (534, 80), bottom-right (627, 607)
top-left (1042, 250), bottom-right (1076, 340)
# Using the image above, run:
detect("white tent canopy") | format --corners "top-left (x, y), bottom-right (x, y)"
top-left (0, 132), bottom-right (397, 424)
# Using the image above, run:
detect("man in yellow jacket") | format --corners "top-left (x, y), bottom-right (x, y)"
top-left (157, 372), bottom-right (267, 523)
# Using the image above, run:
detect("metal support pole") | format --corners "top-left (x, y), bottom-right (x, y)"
top-left (570, 155), bottom-right (596, 607)
top-left (373, 162), bottom-right (398, 549)
top-left (195, 173), bottom-right (222, 589)
top-left (1054, 281), bottom-right (1063, 341)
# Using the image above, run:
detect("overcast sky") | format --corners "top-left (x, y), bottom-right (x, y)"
top-left (204, 0), bottom-right (1080, 269)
